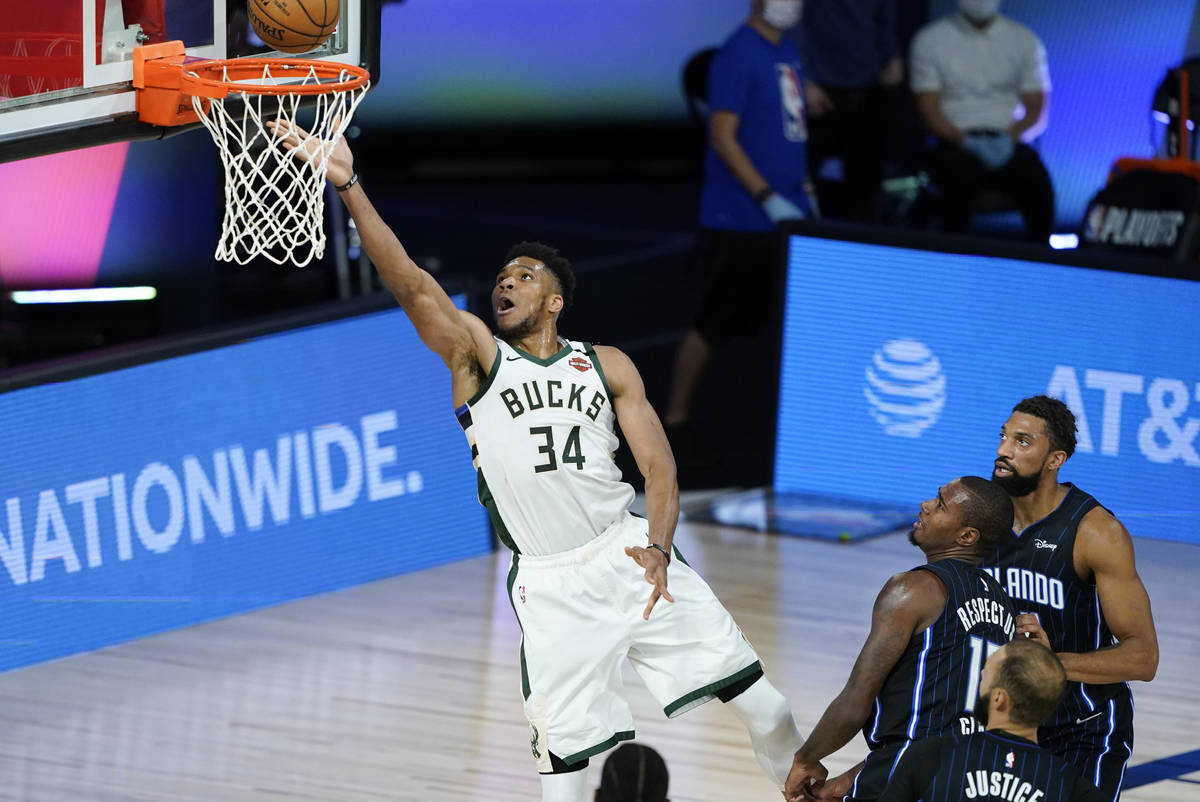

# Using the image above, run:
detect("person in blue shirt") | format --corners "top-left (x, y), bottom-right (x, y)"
top-left (664, 0), bottom-right (815, 466)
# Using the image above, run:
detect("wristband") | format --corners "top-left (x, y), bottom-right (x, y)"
top-left (754, 186), bottom-right (775, 204)
top-left (647, 543), bottom-right (671, 564)
top-left (333, 172), bottom-right (359, 192)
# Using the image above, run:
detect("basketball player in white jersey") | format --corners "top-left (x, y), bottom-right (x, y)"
top-left (270, 121), bottom-right (812, 802)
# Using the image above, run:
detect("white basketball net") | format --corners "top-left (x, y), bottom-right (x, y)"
top-left (190, 62), bottom-right (369, 266)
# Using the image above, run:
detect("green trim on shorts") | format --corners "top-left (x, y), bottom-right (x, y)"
top-left (563, 730), bottom-right (636, 766)
top-left (663, 660), bottom-right (763, 718)
top-left (505, 556), bottom-right (530, 700)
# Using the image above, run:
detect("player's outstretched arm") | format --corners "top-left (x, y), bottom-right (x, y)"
top-left (785, 571), bottom-right (943, 802)
top-left (594, 346), bottom-right (678, 620)
top-left (270, 122), bottom-right (494, 379)
top-left (1061, 508), bottom-right (1158, 684)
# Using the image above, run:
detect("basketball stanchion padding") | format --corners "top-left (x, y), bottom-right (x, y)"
top-left (133, 41), bottom-right (369, 266)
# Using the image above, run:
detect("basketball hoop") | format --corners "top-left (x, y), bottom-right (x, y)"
top-left (134, 42), bottom-right (370, 266)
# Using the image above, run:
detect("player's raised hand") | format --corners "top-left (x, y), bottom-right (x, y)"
top-left (624, 545), bottom-right (675, 620)
top-left (266, 118), bottom-right (355, 188)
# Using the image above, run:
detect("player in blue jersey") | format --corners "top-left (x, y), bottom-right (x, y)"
top-left (785, 476), bottom-right (1018, 802)
top-left (879, 638), bottom-right (1106, 802)
top-left (988, 395), bottom-right (1158, 800)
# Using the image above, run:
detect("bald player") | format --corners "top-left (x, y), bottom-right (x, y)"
top-left (879, 638), bottom-right (1106, 802)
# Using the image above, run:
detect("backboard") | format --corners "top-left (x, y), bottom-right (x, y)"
top-left (0, 0), bottom-right (380, 163)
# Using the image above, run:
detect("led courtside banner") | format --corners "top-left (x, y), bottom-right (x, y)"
top-left (0, 302), bottom-right (491, 672)
top-left (774, 234), bottom-right (1200, 545)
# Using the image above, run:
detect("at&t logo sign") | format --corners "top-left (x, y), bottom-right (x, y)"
top-left (864, 339), bottom-right (946, 437)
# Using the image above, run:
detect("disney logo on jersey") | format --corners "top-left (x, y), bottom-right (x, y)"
top-left (1033, 539), bottom-right (1057, 551)
top-left (569, 356), bottom-right (592, 373)
top-left (864, 339), bottom-right (946, 438)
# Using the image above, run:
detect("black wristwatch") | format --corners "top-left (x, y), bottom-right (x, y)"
top-left (647, 543), bottom-right (671, 564)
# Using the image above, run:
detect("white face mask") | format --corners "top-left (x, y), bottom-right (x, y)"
top-left (958, 0), bottom-right (1001, 23)
top-left (762, 0), bottom-right (803, 31)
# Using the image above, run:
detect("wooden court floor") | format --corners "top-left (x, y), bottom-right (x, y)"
top-left (0, 520), bottom-right (1194, 801)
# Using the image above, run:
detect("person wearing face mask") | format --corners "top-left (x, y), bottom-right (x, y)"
top-left (664, 0), bottom-right (817, 471)
top-left (908, 0), bottom-right (1055, 242)
top-left (877, 639), bottom-right (1107, 802)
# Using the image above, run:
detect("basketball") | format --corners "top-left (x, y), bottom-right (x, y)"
top-left (248, 0), bottom-right (340, 54)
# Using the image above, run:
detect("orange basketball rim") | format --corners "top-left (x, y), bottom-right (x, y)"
top-left (132, 40), bottom-right (371, 267)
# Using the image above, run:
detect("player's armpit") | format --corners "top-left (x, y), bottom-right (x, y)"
top-left (1066, 509), bottom-right (1158, 683)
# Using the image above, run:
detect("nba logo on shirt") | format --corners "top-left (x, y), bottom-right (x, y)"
top-left (1005, 751), bottom-right (1015, 769)
top-left (776, 63), bottom-right (807, 142)
top-left (519, 585), bottom-right (527, 603)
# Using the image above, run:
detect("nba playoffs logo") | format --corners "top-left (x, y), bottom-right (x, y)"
top-left (864, 339), bottom-right (946, 437)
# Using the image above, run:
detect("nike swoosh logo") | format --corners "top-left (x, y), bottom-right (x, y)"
top-left (505, 356), bottom-right (522, 361)
top-left (1075, 711), bottom-right (1104, 725)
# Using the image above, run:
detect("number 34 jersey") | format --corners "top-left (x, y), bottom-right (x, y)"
top-left (457, 337), bottom-right (635, 557)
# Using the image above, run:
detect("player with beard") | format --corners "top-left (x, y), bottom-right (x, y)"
top-left (987, 395), bottom-right (1158, 801)
top-left (878, 639), bottom-right (1106, 802)
top-left (270, 122), bottom-right (811, 802)
top-left (785, 477), bottom-right (1018, 802)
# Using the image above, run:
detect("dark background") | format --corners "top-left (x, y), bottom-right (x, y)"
top-left (6, 0), bottom-right (1200, 490)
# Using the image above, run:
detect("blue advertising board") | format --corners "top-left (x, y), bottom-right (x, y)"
top-left (774, 235), bottom-right (1200, 544)
top-left (0, 302), bottom-right (491, 672)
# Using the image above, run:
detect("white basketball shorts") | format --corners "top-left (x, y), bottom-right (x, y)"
top-left (507, 512), bottom-right (762, 768)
